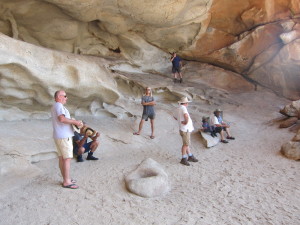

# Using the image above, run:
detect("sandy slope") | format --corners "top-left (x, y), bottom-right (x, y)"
top-left (0, 84), bottom-right (299, 224)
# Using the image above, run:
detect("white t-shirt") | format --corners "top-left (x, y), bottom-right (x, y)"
top-left (51, 102), bottom-right (74, 139)
top-left (211, 115), bottom-right (220, 126)
top-left (177, 105), bottom-right (194, 132)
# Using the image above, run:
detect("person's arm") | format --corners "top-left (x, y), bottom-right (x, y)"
top-left (58, 115), bottom-right (82, 127)
top-left (181, 113), bottom-right (189, 125)
top-left (77, 136), bottom-right (88, 148)
top-left (142, 100), bottom-right (156, 106)
top-left (91, 132), bottom-right (100, 141)
top-left (74, 132), bottom-right (88, 148)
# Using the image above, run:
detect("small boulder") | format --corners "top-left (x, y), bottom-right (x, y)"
top-left (199, 130), bottom-right (219, 148)
top-left (281, 141), bottom-right (300, 160)
top-left (125, 158), bottom-right (170, 198)
top-left (280, 100), bottom-right (300, 117)
top-left (292, 128), bottom-right (300, 142)
top-left (279, 117), bottom-right (298, 128)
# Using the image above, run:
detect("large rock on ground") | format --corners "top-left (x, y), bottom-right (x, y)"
top-left (199, 130), bottom-right (219, 148)
top-left (125, 158), bottom-right (170, 198)
top-left (279, 117), bottom-right (298, 128)
top-left (281, 141), bottom-right (300, 160)
top-left (280, 100), bottom-right (300, 117)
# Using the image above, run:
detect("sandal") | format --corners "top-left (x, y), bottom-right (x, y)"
top-left (150, 136), bottom-right (155, 139)
top-left (221, 140), bottom-right (229, 143)
top-left (227, 136), bottom-right (235, 140)
top-left (133, 132), bottom-right (140, 135)
top-left (62, 184), bottom-right (79, 189)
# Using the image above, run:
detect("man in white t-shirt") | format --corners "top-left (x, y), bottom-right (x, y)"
top-left (174, 96), bottom-right (198, 166)
top-left (51, 90), bottom-right (83, 189)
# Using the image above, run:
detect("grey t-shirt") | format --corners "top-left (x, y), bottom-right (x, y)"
top-left (142, 95), bottom-right (155, 116)
top-left (51, 102), bottom-right (74, 139)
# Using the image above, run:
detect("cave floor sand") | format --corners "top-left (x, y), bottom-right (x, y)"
top-left (0, 79), bottom-right (299, 225)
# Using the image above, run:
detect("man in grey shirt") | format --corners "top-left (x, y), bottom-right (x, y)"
top-left (51, 90), bottom-right (83, 189)
top-left (133, 87), bottom-right (156, 139)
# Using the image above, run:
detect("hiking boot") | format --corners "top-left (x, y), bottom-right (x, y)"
top-left (180, 158), bottom-right (190, 166)
top-left (173, 78), bottom-right (178, 83)
top-left (188, 155), bottom-right (198, 162)
top-left (86, 155), bottom-right (99, 160)
top-left (179, 78), bottom-right (182, 83)
top-left (77, 155), bottom-right (84, 162)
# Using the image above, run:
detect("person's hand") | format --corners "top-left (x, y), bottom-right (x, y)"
top-left (95, 132), bottom-right (100, 138)
top-left (84, 132), bottom-right (89, 138)
top-left (75, 120), bottom-right (83, 127)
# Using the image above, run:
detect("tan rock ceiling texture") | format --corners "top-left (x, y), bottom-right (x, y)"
top-left (0, 0), bottom-right (300, 99)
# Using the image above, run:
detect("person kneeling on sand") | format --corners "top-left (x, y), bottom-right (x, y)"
top-left (174, 96), bottom-right (198, 166)
top-left (73, 123), bottom-right (100, 162)
top-left (211, 109), bottom-right (235, 143)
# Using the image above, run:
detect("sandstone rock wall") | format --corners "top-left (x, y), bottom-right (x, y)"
top-left (0, 0), bottom-right (299, 99)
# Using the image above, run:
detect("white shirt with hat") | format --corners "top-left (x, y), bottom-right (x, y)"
top-left (177, 104), bottom-right (194, 132)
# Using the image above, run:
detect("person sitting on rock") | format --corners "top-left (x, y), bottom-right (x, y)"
top-left (211, 109), bottom-right (235, 143)
top-left (73, 123), bottom-right (100, 162)
top-left (200, 116), bottom-right (217, 137)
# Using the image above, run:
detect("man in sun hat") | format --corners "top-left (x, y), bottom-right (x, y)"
top-left (51, 90), bottom-right (83, 189)
top-left (211, 108), bottom-right (235, 143)
top-left (174, 96), bottom-right (198, 166)
top-left (73, 123), bottom-right (100, 162)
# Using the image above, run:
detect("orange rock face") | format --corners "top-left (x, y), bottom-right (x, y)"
top-left (0, 0), bottom-right (299, 99)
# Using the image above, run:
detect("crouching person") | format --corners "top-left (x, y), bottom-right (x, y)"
top-left (73, 124), bottom-right (100, 162)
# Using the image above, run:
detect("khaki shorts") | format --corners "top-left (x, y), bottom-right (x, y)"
top-left (180, 130), bottom-right (190, 146)
top-left (54, 137), bottom-right (73, 159)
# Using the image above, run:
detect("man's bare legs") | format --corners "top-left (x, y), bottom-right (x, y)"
top-left (59, 156), bottom-right (72, 186)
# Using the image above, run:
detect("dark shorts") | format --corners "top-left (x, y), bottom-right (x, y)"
top-left (215, 127), bottom-right (226, 133)
top-left (73, 142), bottom-right (92, 155)
top-left (142, 113), bottom-right (155, 120)
top-left (172, 66), bottom-right (181, 73)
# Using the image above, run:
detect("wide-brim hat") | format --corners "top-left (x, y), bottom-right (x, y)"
top-left (71, 118), bottom-right (83, 133)
top-left (82, 126), bottom-right (96, 137)
top-left (178, 96), bottom-right (192, 104)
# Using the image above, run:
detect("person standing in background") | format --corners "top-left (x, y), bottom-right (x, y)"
top-left (170, 52), bottom-right (183, 83)
top-left (133, 87), bottom-right (156, 139)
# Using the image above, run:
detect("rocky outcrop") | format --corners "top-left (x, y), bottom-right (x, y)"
top-left (281, 141), bottom-right (300, 160)
top-left (0, 0), bottom-right (299, 99)
top-left (125, 158), bottom-right (170, 198)
top-left (199, 130), bottom-right (219, 148)
top-left (280, 100), bottom-right (300, 117)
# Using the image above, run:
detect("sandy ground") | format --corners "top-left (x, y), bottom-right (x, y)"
top-left (0, 81), bottom-right (299, 225)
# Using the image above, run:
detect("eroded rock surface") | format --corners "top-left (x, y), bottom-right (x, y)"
top-left (125, 158), bottom-right (170, 198)
top-left (0, 0), bottom-right (299, 99)
top-left (199, 130), bottom-right (219, 148)
top-left (281, 141), bottom-right (300, 160)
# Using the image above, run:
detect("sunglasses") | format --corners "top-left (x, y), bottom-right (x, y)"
top-left (60, 95), bottom-right (67, 98)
